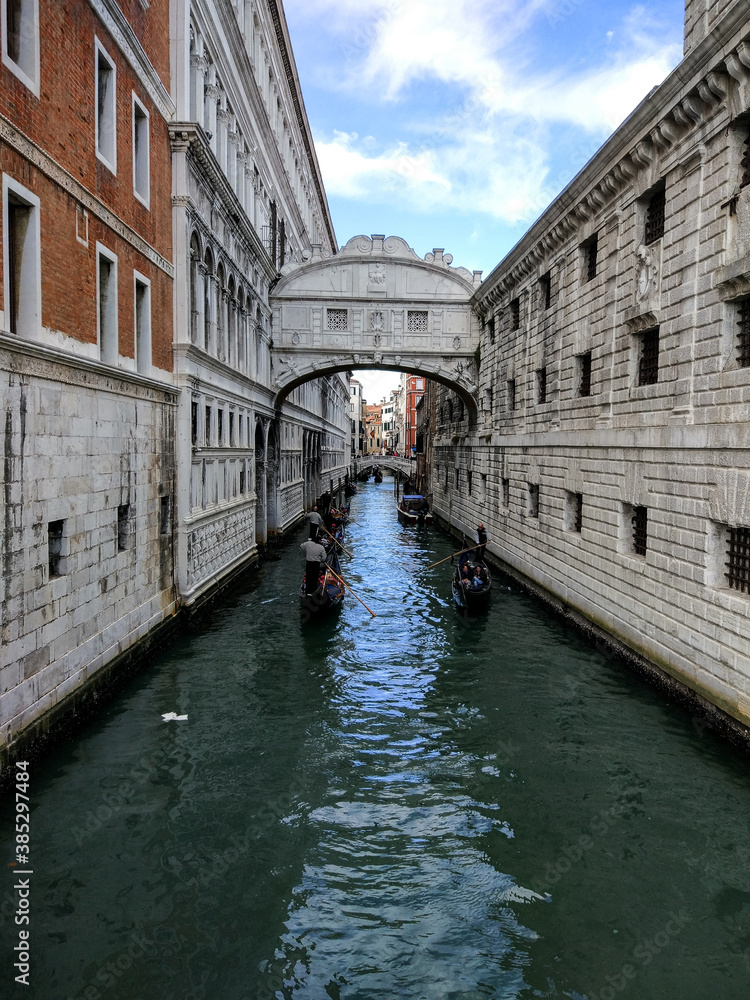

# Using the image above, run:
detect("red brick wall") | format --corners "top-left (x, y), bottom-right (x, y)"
top-left (0, 0), bottom-right (173, 369)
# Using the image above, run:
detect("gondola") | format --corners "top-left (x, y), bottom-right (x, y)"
top-left (345, 481), bottom-right (358, 497)
top-left (452, 551), bottom-right (492, 612)
top-left (397, 494), bottom-right (433, 526)
top-left (300, 547), bottom-right (345, 616)
top-left (373, 469), bottom-right (383, 483)
top-left (357, 469), bottom-right (370, 482)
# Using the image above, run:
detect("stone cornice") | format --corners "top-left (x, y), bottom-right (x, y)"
top-left (87, 0), bottom-right (174, 121)
top-left (264, 0), bottom-right (337, 252)
top-left (0, 114), bottom-right (174, 277)
top-left (474, 3), bottom-right (750, 307)
top-left (0, 333), bottom-right (179, 400)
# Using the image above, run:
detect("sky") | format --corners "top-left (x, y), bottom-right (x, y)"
top-left (283, 0), bottom-right (686, 403)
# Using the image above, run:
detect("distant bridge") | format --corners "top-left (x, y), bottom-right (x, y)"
top-left (355, 455), bottom-right (413, 476)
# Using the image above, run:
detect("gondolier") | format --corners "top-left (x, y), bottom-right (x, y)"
top-left (300, 538), bottom-right (327, 594)
top-left (306, 506), bottom-right (324, 540)
top-left (475, 523), bottom-right (487, 560)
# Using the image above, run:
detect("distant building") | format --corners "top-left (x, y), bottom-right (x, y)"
top-left (365, 403), bottom-right (383, 454)
top-left (349, 378), bottom-right (366, 456)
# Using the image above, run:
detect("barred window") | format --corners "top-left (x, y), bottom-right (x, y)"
top-left (327, 308), bottom-right (348, 331)
top-left (632, 505), bottom-right (648, 555)
top-left (741, 131), bottom-right (750, 190)
top-left (528, 483), bottom-right (539, 518)
top-left (502, 478), bottom-right (510, 507)
top-left (487, 315), bottom-right (495, 342)
top-left (510, 298), bottom-right (520, 330)
top-left (407, 310), bottom-right (428, 332)
top-left (645, 186), bottom-right (666, 245)
top-left (638, 328), bottom-right (660, 386)
top-left (584, 234), bottom-right (598, 281)
top-left (540, 272), bottom-right (551, 310)
top-left (536, 367), bottom-right (547, 404)
top-left (507, 378), bottom-right (516, 411)
top-left (737, 299), bottom-right (750, 368)
top-left (726, 526), bottom-right (750, 593)
top-left (579, 352), bottom-right (592, 397)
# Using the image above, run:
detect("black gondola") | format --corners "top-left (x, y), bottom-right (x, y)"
top-left (345, 481), bottom-right (358, 496)
top-left (452, 551), bottom-right (492, 612)
top-left (373, 469), bottom-right (383, 483)
top-left (300, 547), bottom-right (345, 616)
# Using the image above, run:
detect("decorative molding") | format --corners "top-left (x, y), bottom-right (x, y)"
top-left (87, 0), bottom-right (174, 121)
top-left (0, 115), bottom-right (174, 277)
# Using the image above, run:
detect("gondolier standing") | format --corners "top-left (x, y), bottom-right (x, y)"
top-left (475, 523), bottom-right (487, 560)
top-left (306, 506), bottom-right (324, 540)
top-left (300, 538), bottom-right (327, 594)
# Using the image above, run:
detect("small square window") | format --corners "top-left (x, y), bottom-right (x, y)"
top-left (407, 310), bottom-right (428, 332)
top-left (638, 328), bottom-right (660, 386)
top-left (327, 308), bottom-right (348, 331)
top-left (578, 352), bottom-right (592, 397)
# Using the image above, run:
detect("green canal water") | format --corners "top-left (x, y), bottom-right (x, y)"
top-left (2, 478), bottom-right (750, 999)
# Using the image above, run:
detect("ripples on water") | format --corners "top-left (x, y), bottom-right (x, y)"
top-left (2, 479), bottom-right (750, 999)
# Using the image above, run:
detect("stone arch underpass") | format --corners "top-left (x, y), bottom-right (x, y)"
top-left (270, 235), bottom-right (484, 420)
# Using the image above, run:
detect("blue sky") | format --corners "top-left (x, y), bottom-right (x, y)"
top-left (283, 0), bottom-right (685, 401)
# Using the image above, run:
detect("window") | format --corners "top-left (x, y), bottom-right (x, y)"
top-left (467, 470), bottom-right (473, 496)
top-left (3, 175), bottom-right (41, 339)
top-left (229, 411), bottom-right (235, 446)
top-left (97, 244), bottom-right (118, 364)
top-left (510, 298), bottom-right (520, 330)
top-left (637, 327), bottom-right (660, 386)
top-left (741, 129), bottom-right (750, 191)
top-left (487, 315), bottom-right (495, 342)
top-left (48, 520), bottom-right (64, 577)
top-left (644, 184), bottom-right (665, 245)
top-left (160, 496), bottom-right (171, 535)
top-left (566, 492), bottom-right (583, 533)
top-left (191, 401), bottom-right (198, 446)
top-left (218, 408), bottom-right (224, 445)
top-left (528, 483), bottom-right (539, 518)
top-left (726, 526), bottom-right (750, 593)
top-left (2, 0), bottom-right (39, 95)
top-left (407, 310), bottom-right (428, 332)
top-left (455, 467), bottom-right (460, 489)
top-left (501, 478), bottom-right (510, 508)
top-left (539, 272), bottom-right (551, 310)
top-left (327, 308), bottom-right (347, 331)
top-left (134, 272), bottom-right (151, 374)
top-left (536, 367), bottom-right (547, 404)
top-left (239, 467), bottom-right (246, 494)
top-left (485, 386), bottom-right (493, 414)
top-left (95, 39), bottom-right (117, 173)
top-left (507, 379), bottom-right (516, 411)
top-left (117, 504), bottom-right (130, 551)
top-left (132, 94), bottom-right (150, 207)
top-left (737, 299), bottom-right (750, 368)
top-left (632, 505), bottom-right (648, 555)
top-left (205, 405), bottom-right (211, 445)
top-left (578, 352), bottom-right (592, 397)
top-left (583, 233), bottom-right (598, 281)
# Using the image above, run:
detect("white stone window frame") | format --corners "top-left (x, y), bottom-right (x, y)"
top-left (1, 0), bottom-right (40, 97)
top-left (133, 269), bottom-right (151, 374)
top-left (95, 37), bottom-right (117, 175)
top-left (96, 242), bottom-right (119, 365)
top-left (2, 173), bottom-right (42, 340)
top-left (132, 92), bottom-right (150, 209)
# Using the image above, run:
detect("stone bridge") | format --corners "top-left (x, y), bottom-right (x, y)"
top-left (356, 455), bottom-right (413, 476)
top-left (270, 235), bottom-right (483, 419)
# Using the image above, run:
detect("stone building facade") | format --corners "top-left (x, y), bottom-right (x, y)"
top-left (432, 0), bottom-right (750, 731)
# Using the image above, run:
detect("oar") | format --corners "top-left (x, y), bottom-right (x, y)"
top-left (320, 524), bottom-right (353, 559)
top-left (423, 546), bottom-right (477, 571)
top-left (326, 565), bottom-right (377, 618)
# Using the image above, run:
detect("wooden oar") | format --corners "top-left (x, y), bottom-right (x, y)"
top-left (423, 546), bottom-right (477, 571)
top-left (320, 523), bottom-right (353, 559)
top-left (326, 565), bottom-right (377, 618)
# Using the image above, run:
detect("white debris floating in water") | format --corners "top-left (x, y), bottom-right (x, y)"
top-left (161, 712), bottom-right (188, 722)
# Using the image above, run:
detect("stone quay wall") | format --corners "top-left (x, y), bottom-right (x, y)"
top-left (433, 1), bottom-right (750, 731)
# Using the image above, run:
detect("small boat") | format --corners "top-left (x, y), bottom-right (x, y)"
top-left (397, 495), bottom-right (433, 526)
top-left (300, 548), bottom-right (345, 616)
top-left (357, 469), bottom-right (370, 482)
top-left (452, 552), bottom-right (492, 612)
top-left (345, 481), bottom-right (357, 497)
top-left (373, 469), bottom-right (383, 483)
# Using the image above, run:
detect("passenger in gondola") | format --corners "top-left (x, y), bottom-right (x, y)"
top-left (300, 538), bottom-right (327, 594)
top-left (471, 569), bottom-right (484, 589)
top-left (460, 562), bottom-right (472, 588)
top-left (475, 522), bottom-right (487, 560)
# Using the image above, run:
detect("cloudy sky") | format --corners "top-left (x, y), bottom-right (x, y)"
top-left (283, 0), bottom-right (685, 402)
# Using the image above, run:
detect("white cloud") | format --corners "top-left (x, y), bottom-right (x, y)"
top-left (294, 0), bottom-right (682, 226)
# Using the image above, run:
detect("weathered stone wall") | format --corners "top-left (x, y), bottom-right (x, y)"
top-left (433, 1), bottom-right (750, 729)
top-left (1, 337), bottom-right (178, 745)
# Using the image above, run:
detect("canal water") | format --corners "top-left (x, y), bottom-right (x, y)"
top-left (2, 478), bottom-right (750, 1000)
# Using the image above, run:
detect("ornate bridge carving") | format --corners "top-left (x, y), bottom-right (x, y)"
top-left (270, 235), bottom-right (483, 419)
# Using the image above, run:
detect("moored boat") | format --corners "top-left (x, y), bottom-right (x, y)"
top-left (452, 551), bottom-right (492, 612)
top-left (373, 469), bottom-right (383, 483)
top-left (397, 495), bottom-right (433, 526)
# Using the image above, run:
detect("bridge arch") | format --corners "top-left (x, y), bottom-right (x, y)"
top-left (270, 235), bottom-right (483, 420)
